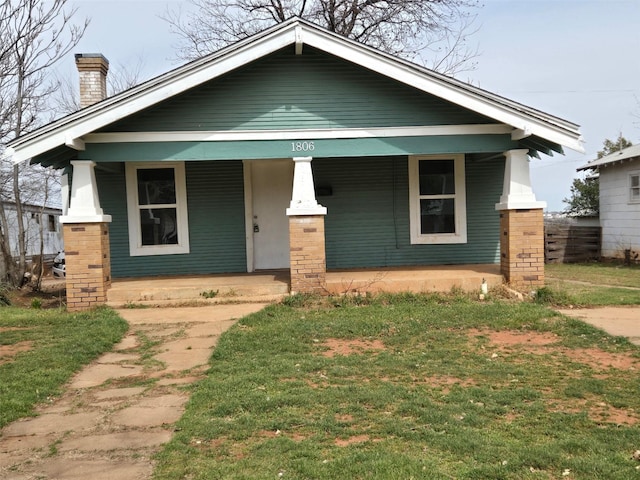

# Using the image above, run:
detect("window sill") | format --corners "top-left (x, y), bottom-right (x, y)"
top-left (410, 234), bottom-right (467, 245)
top-left (129, 244), bottom-right (190, 256)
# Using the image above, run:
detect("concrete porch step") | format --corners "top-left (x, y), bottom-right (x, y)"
top-left (324, 265), bottom-right (503, 295)
top-left (106, 272), bottom-right (290, 306)
top-left (105, 265), bottom-right (504, 307)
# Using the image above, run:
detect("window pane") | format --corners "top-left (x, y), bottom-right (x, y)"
top-left (632, 175), bottom-right (639, 188)
top-left (420, 199), bottom-right (455, 234)
top-left (140, 208), bottom-right (178, 245)
top-left (419, 160), bottom-right (455, 195)
top-left (137, 168), bottom-right (176, 205)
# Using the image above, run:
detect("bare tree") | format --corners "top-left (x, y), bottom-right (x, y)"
top-left (163, 0), bottom-right (480, 75)
top-left (0, 0), bottom-right (88, 287)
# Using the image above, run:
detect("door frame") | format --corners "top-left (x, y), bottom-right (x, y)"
top-left (243, 159), bottom-right (292, 272)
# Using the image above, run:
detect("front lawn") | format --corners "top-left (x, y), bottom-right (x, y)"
top-left (154, 294), bottom-right (640, 479)
top-left (0, 306), bottom-right (128, 428)
top-left (546, 262), bottom-right (640, 288)
top-left (544, 262), bottom-right (640, 306)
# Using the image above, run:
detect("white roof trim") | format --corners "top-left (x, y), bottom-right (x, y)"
top-left (578, 143), bottom-right (640, 171)
top-left (9, 17), bottom-right (584, 163)
top-left (299, 28), bottom-right (583, 153)
top-left (84, 124), bottom-right (513, 143)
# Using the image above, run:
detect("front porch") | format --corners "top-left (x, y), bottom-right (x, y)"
top-left (105, 264), bottom-right (502, 307)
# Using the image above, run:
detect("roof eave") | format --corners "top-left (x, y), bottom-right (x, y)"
top-left (9, 18), bottom-right (304, 163)
top-left (9, 17), bottom-right (584, 163)
top-left (577, 144), bottom-right (640, 171)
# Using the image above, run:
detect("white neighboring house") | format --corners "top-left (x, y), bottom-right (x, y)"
top-left (578, 144), bottom-right (640, 261)
top-left (1, 200), bottom-right (64, 272)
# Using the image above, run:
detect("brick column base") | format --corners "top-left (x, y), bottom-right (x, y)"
top-left (289, 215), bottom-right (326, 294)
top-left (500, 208), bottom-right (544, 290)
top-left (63, 222), bottom-right (111, 311)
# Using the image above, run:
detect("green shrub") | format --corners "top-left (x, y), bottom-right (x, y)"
top-left (534, 286), bottom-right (574, 306)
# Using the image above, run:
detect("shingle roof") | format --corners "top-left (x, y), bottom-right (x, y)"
top-left (577, 143), bottom-right (640, 171)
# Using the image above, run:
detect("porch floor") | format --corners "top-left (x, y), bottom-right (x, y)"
top-left (106, 264), bottom-right (502, 307)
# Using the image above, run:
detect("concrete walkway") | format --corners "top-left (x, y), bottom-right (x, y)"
top-left (0, 303), bottom-right (268, 480)
top-left (557, 306), bottom-right (640, 345)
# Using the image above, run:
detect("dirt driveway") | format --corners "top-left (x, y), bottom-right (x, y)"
top-left (0, 303), bottom-right (268, 480)
top-left (557, 306), bottom-right (640, 345)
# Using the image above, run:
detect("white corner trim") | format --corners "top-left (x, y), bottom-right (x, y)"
top-left (243, 160), bottom-right (255, 272)
top-left (3, 146), bottom-right (16, 163)
top-left (295, 25), bottom-right (303, 55)
top-left (511, 127), bottom-right (531, 141)
top-left (65, 137), bottom-right (85, 151)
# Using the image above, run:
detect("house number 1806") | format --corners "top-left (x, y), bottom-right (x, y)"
top-left (291, 141), bottom-right (315, 152)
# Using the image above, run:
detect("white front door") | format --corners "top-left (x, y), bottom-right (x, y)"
top-left (247, 160), bottom-right (293, 270)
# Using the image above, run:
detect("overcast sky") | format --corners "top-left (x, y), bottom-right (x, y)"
top-left (64, 0), bottom-right (640, 211)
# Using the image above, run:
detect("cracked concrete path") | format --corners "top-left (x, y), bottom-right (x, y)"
top-left (0, 303), bottom-right (268, 480)
top-left (557, 306), bottom-right (640, 345)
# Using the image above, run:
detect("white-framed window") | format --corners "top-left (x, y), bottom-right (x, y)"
top-left (409, 154), bottom-right (467, 244)
top-left (125, 162), bottom-right (190, 256)
top-left (630, 171), bottom-right (640, 203)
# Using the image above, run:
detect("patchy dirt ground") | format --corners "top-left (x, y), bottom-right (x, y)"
top-left (0, 340), bottom-right (34, 366)
top-left (0, 303), bottom-right (268, 480)
top-left (5, 277), bottom-right (66, 309)
top-left (472, 324), bottom-right (640, 425)
top-left (318, 338), bottom-right (386, 357)
top-left (469, 328), bottom-right (640, 371)
top-left (315, 310), bottom-right (640, 428)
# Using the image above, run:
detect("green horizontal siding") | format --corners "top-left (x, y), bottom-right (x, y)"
top-left (103, 47), bottom-right (494, 133)
top-left (314, 156), bottom-right (503, 269)
top-left (97, 161), bottom-right (246, 278)
top-left (96, 156), bottom-right (502, 278)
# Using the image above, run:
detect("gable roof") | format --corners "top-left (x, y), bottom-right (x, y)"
top-left (577, 143), bottom-right (640, 171)
top-left (7, 17), bottom-right (584, 164)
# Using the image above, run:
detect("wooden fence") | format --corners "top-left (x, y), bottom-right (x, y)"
top-left (544, 224), bottom-right (601, 264)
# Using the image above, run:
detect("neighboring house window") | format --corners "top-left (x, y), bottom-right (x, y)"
top-left (126, 162), bottom-right (190, 256)
top-left (47, 215), bottom-right (56, 233)
top-left (409, 155), bottom-right (467, 244)
top-left (630, 172), bottom-right (640, 203)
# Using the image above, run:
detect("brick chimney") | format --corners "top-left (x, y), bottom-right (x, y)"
top-left (75, 53), bottom-right (109, 108)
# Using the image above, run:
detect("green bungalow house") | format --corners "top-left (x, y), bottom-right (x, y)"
top-left (7, 18), bottom-right (583, 310)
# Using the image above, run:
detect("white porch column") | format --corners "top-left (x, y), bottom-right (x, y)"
top-left (495, 149), bottom-right (545, 290)
top-left (59, 160), bottom-right (112, 311)
top-left (61, 161), bottom-right (112, 224)
top-left (286, 156), bottom-right (327, 216)
top-left (495, 149), bottom-right (546, 211)
top-left (286, 157), bottom-right (327, 294)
